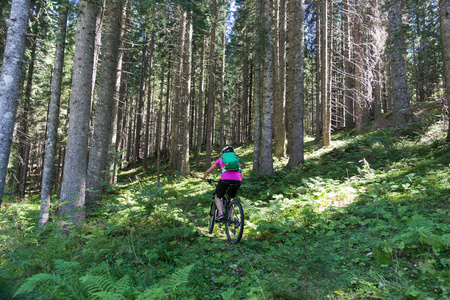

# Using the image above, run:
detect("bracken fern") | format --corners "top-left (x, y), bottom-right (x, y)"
top-left (81, 274), bottom-right (132, 300)
top-left (138, 264), bottom-right (194, 300)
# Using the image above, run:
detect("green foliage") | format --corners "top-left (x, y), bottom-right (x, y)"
top-left (138, 264), bottom-right (194, 299)
top-left (2, 116), bottom-right (450, 299)
top-left (13, 259), bottom-right (84, 299)
top-left (81, 274), bottom-right (132, 300)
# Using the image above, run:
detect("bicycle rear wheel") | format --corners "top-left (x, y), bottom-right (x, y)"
top-left (225, 199), bottom-right (244, 243)
top-left (208, 202), bottom-right (217, 234)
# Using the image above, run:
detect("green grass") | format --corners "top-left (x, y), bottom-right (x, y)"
top-left (1, 119), bottom-right (449, 299)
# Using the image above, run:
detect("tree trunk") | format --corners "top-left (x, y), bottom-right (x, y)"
top-left (219, 29), bottom-right (226, 150)
top-left (253, 58), bottom-right (262, 173)
top-left (242, 39), bottom-right (250, 144)
top-left (90, 2), bottom-right (104, 112)
top-left (143, 34), bottom-right (155, 172)
top-left (157, 59), bottom-right (165, 182)
top-left (126, 97), bottom-right (134, 163)
top-left (315, 0), bottom-right (322, 141)
top-left (372, 0), bottom-right (384, 124)
top-left (353, 2), bottom-right (363, 132)
top-left (344, 0), bottom-right (354, 131)
top-left (388, 0), bottom-right (411, 127)
top-left (163, 53), bottom-right (171, 154)
top-left (110, 1), bottom-right (129, 184)
top-left (85, 0), bottom-right (122, 212)
top-left (39, 4), bottom-right (68, 227)
top-left (181, 15), bottom-right (192, 173)
top-left (205, 0), bottom-right (217, 169)
top-left (278, 0), bottom-right (287, 156)
top-left (196, 38), bottom-right (206, 167)
top-left (17, 2), bottom-right (39, 199)
top-left (0, 0), bottom-right (30, 204)
top-left (273, 0), bottom-right (285, 158)
top-left (439, 0), bottom-right (450, 141)
top-left (248, 59), bottom-right (254, 141)
top-left (170, 10), bottom-right (186, 171)
top-left (135, 38), bottom-right (147, 163)
top-left (285, 0), bottom-right (304, 169)
top-left (253, 1), bottom-right (264, 173)
top-left (59, 0), bottom-right (102, 223)
top-left (322, 0), bottom-right (331, 146)
top-left (260, 0), bottom-right (274, 175)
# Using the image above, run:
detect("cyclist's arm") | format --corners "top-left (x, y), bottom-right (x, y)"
top-left (203, 164), bottom-right (218, 181)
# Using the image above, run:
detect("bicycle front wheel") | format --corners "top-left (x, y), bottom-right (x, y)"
top-left (225, 199), bottom-right (244, 243)
top-left (208, 202), bottom-right (217, 234)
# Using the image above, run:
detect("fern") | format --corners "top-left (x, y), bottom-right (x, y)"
top-left (167, 264), bottom-right (194, 291)
top-left (14, 259), bottom-right (81, 298)
top-left (14, 273), bottom-right (61, 297)
top-left (138, 264), bottom-right (194, 300)
top-left (81, 274), bottom-right (132, 300)
top-left (441, 234), bottom-right (450, 248)
top-left (54, 259), bottom-right (81, 275)
top-left (418, 227), bottom-right (443, 249)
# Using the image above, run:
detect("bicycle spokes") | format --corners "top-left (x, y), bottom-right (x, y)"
top-left (225, 200), bottom-right (244, 244)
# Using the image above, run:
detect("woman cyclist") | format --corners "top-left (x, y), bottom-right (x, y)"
top-left (202, 146), bottom-right (242, 221)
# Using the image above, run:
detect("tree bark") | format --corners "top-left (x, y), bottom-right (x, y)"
top-left (273, 0), bottom-right (285, 158)
top-left (344, 0), bottom-right (354, 131)
top-left (439, 0), bottom-right (450, 141)
top-left (253, 1), bottom-right (264, 173)
top-left (135, 37), bottom-right (147, 163)
top-left (205, 0), bottom-right (217, 169)
top-left (322, 0), bottom-right (331, 146)
top-left (260, 0), bottom-right (274, 175)
top-left (170, 10), bottom-right (186, 171)
top-left (181, 15), bottom-right (192, 173)
top-left (85, 0), bottom-right (122, 212)
top-left (219, 29), bottom-right (226, 150)
top-left (354, 2), bottom-right (363, 132)
top-left (110, 1), bottom-right (129, 184)
top-left (0, 0), bottom-right (30, 204)
top-left (59, 0), bottom-right (102, 223)
top-left (196, 38), bottom-right (206, 167)
top-left (285, 0), bottom-right (304, 169)
top-left (156, 59), bottom-right (165, 182)
top-left (388, 0), bottom-right (411, 127)
top-left (18, 2), bottom-right (40, 199)
top-left (143, 34), bottom-right (155, 172)
top-left (315, 0), bottom-right (322, 141)
top-left (39, 3), bottom-right (68, 227)
top-left (242, 39), bottom-right (250, 143)
top-left (279, 0), bottom-right (287, 156)
top-left (163, 53), bottom-right (171, 154)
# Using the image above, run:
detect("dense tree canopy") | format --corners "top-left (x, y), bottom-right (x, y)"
top-left (0, 0), bottom-right (449, 298)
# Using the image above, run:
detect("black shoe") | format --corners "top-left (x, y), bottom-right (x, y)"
top-left (216, 213), bottom-right (225, 222)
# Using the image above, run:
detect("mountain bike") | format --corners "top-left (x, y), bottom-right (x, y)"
top-left (206, 179), bottom-right (245, 244)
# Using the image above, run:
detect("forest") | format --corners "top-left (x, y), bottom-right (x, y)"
top-left (0, 0), bottom-right (449, 298)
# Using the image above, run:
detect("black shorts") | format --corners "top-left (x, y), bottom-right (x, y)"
top-left (215, 180), bottom-right (241, 199)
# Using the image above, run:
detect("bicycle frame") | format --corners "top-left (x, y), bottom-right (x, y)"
top-left (206, 179), bottom-right (244, 243)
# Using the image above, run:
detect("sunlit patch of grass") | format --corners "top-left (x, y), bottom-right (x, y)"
top-left (419, 119), bottom-right (448, 143)
top-left (305, 139), bottom-right (350, 160)
top-left (324, 184), bottom-right (359, 210)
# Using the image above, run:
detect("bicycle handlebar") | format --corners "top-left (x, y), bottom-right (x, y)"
top-left (206, 179), bottom-right (219, 184)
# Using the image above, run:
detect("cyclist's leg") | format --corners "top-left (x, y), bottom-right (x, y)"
top-left (214, 197), bottom-right (223, 214)
top-left (215, 181), bottom-right (229, 216)
top-left (227, 182), bottom-right (241, 218)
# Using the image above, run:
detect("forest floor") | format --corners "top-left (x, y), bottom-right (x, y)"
top-left (1, 105), bottom-right (449, 299)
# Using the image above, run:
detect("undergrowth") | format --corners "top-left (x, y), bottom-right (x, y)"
top-left (1, 116), bottom-right (449, 299)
